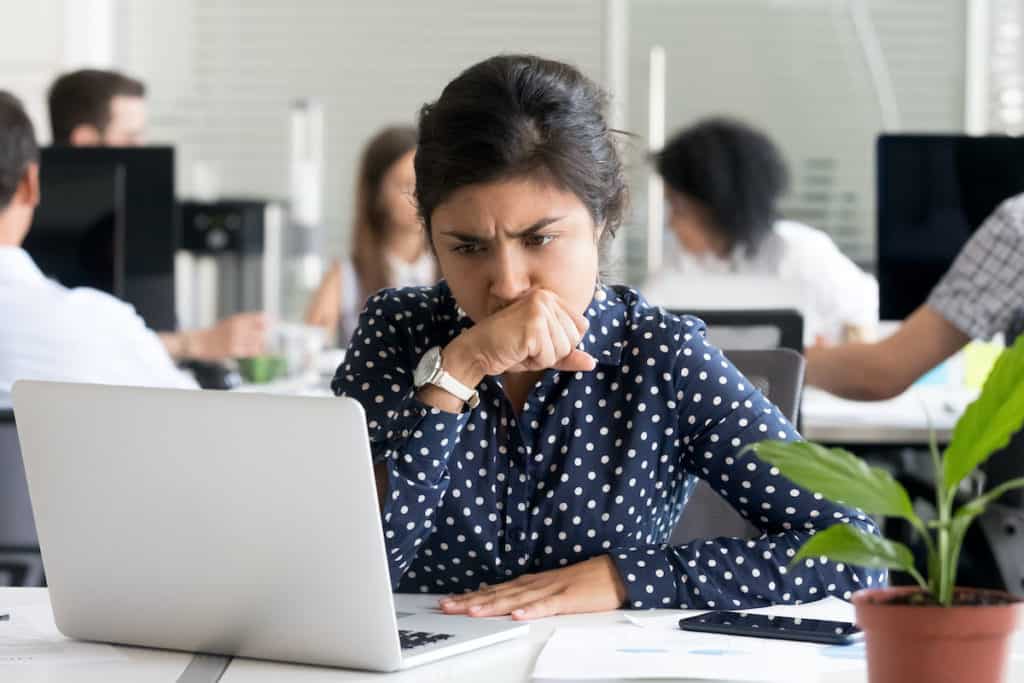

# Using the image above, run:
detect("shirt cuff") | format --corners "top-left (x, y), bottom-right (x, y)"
top-left (609, 545), bottom-right (679, 609)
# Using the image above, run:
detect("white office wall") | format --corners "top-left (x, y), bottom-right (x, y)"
top-left (0, 0), bottom-right (118, 143)
top-left (112, 0), bottom-right (608, 258)
top-left (0, 0), bottom-right (65, 143)
top-left (978, 0), bottom-right (1024, 133)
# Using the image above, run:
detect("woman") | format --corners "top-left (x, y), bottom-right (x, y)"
top-left (644, 117), bottom-right (877, 346)
top-left (332, 56), bottom-right (883, 619)
top-left (305, 126), bottom-right (436, 343)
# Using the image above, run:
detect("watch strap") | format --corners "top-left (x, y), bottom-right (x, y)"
top-left (434, 369), bottom-right (480, 409)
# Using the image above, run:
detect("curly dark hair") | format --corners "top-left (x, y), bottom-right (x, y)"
top-left (414, 55), bottom-right (627, 252)
top-left (656, 117), bottom-right (790, 254)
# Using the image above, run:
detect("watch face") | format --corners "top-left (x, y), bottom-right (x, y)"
top-left (414, 346), bottom-right (442, 387)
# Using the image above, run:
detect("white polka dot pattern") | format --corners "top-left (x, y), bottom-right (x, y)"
top-left (332, 282), bottom-right (886, 608)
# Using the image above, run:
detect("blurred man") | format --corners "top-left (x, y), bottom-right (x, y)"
top-left (47, 69), bottom-right (266, 362)
top-left (0, 91), bottom-right (195, 392)
top-left (48, 68), bottom-right (147, 146)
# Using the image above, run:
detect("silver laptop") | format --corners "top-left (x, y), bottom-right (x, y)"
top-left (12, 380), bottom-right (527, 671)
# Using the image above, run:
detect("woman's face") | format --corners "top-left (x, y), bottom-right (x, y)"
top-left (379, 150), bottom-right (423, 251)
top-left (667, 190), bottom-right (724, 257)
top-left (430, 173), bottom-right (600, 323)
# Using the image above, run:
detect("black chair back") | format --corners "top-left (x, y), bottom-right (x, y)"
top-left (670, 308), bottom-right (804, 353)
top-left (0, 408), bottom-right (44, 586)
top-left (670, 349), bottom-right (806, 545)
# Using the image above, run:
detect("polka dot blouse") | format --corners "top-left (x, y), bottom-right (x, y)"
top-left (332, 282), bottom-right (885, 609)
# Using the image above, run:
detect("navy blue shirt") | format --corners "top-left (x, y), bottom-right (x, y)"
top-left (332, 282), bottom-right (884, 609)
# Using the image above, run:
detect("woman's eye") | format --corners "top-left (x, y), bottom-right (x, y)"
top-left (524, 234), bottom-right (556, 248)
top-left (452, 243), bottom-right (483, 255)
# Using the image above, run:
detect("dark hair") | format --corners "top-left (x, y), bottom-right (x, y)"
top-left (351, 125), bottom-right (419, 297)
top-left (0, 91), bottom-right (39, 209)
top-left (414, 55), bottom-right (626, 249)
top-left (656, 117), bottom-right (789, 254)
top-left (48, 69), bottom-right (146, 145)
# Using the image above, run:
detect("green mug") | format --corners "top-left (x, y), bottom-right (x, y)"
top-left (237, 354), bottom-right (288, 384)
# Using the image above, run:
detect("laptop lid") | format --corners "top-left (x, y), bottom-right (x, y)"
top-left (12, 380), bottom-right (403, 671)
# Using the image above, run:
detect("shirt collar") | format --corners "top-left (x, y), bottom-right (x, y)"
top-left (0, 247), bottom-right (46, 285)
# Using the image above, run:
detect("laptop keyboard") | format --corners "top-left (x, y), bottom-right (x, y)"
top-left (399, 629), bottom-right (455, 650)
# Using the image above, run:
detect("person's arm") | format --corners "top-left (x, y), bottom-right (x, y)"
top-left (159, 312), bottom-right (267, 362)
top-left (304, 259), bottom-right (342, 333)
top-left (811, 197), bottom-right (1024, 400)
top-left (806, 304), bottom-right (969, 401)
top-left (333, 288), bottom-right (594, 589)
top-left (606, 324), bottom-right (884, 609)
top-left (332, 298), bottom-right (473, 586)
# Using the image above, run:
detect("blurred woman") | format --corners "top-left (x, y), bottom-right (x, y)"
top-left (644, 117), bottom-right (877, 346)
top-left (305, 126), bottom-right (436, 343)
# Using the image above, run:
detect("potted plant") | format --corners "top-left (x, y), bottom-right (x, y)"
top-left (747, 335), bottom-right (1024, 683)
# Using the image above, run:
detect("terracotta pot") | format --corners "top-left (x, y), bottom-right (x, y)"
top-left (853, 586), bottom-right (1022, 683)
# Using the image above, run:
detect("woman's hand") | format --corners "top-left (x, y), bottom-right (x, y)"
top-left (192, 312), bottom-right (267, 361)
top-left (438, 555), bottom-right (627, 620)
top-left (442, 288), bottom-right (597, 388)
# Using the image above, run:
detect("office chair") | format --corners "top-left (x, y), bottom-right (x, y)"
top-left (0, 408), bottom-right (44, 587)
top-left (670, 348), bottom-right (806, 545)
top-left (669, 308), bottom-right (805, 354)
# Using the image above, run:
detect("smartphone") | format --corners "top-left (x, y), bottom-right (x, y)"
top-left (678, 611), bottom-right (863, 645)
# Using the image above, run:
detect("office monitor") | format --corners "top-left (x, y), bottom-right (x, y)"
top-left (22, 147), bottom-right (178, 331)
top-left (876, 134), bottom-right (1024, 320)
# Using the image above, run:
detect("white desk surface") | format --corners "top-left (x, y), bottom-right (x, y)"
top-left (8, 588), bottom-right (1022, 682)
top-left (0, 588), bottom-right (194, 682)
top-left (800, 385), bottom-right (975, 446)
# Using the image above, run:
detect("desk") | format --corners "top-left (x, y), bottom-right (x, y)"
top-left (5, 588), bottom-right (1023, 682)
top-left (0, 588), bottom-right (195, 682)
top-left (801, 385), bottom-right (976, 446)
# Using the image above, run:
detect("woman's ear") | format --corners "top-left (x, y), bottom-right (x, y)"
top-left (18, 163), bottom-right (40, 207)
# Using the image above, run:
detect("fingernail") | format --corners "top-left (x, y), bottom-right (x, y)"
top-left (469, 605), bottom-right (481, 613)
top-left (513, 608), bottom-right (526, 617)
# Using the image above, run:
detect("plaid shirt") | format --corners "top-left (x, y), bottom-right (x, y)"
top-left (927, 194), bottom-right (1024, 344)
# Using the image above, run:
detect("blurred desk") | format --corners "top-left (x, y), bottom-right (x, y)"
top-left (801, 385), bottom-right (975, 446)
top-left (232, 348), bottom-right (344, 397)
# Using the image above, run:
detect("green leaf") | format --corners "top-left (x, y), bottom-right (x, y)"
top-left (946, 476), bottom-right (1024, 551)
top-left (746, 441), bottom-right (915, 519)
top-left (940, 477), bottom-right (1024, 603)
top-left (792, 523), bottom-right (916, 573)
top-left (943, 336), bottom-right (1024, 494)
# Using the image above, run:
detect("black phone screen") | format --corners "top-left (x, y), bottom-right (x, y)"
top-left (678, 611), bottom-right (862, 645)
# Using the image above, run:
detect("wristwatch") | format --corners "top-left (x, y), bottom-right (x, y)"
top-left (413, 346), bottom-right (480, 409)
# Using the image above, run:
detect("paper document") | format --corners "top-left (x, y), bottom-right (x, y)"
top-left (0, 605), bottom-right (126, 665)
top-left (533, 597), bottom-right (863, 682)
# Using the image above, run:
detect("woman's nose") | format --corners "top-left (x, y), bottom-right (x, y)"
top-left (488, 250), bottom-right (531, 303)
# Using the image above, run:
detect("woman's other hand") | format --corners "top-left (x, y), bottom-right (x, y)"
top-left (438, 555), bottom-right (627, 620)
